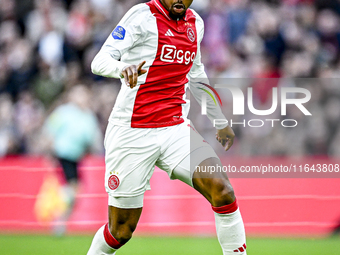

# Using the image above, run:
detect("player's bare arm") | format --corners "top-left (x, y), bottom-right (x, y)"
top-left (216, 125), bottom-right (235, 151)
top-left (121, 61), bottom-right (147, 89)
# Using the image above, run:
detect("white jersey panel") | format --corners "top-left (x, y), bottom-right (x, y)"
top-left (95, 3), bottom-right (158, 126)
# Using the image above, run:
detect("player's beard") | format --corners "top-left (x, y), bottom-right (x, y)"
top-left (169, 11), bottom-right (186, 20)
top-left (169, 2), bottom-right (186, 20)
top-left (169, 10), bottom-right (186, 20)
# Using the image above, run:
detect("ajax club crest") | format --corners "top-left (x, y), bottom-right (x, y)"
top-left (187, 27), bottom-right (195, 42)
top-left (108, 175), bottom-right (120, 190)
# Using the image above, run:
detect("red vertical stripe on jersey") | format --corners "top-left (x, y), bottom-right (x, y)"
top-left (131, 0), bottom-right (197, 128)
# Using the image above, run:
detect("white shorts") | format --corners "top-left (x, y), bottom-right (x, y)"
top-left (104, 120), bottom-right (218, 208)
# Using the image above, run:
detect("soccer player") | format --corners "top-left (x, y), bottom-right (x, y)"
top-left (87, 0), bottom-right (247, 254)
top-left (44, 85), bottom-right (101, 235)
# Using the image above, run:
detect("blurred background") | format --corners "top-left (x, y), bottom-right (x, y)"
top-left (0, 0), bottom-right (340, 254)
top-left (1, 0), bottom-right (340, 157)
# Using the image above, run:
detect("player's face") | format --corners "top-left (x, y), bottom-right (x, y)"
top-left (160, 0), bottom-right (193, 19)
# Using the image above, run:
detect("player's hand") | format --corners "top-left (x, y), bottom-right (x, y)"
top-left (121, 61), bottom-right (147, 89)
top-left (216, 125), bottom-right (235, 151)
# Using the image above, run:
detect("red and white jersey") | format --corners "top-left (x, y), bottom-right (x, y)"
top-left (92, 0), bottom-right (226, 128)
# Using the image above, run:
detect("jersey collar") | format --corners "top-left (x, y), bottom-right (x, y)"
top-left (153, 0), bottom-right (188, 21)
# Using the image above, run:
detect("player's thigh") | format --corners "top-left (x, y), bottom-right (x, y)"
top-left (156, 121), bottom-right (217, 186)
top-left (156, 122), bottom-right (235, 205)
top-left (104, 123), bottom-right (160, 207)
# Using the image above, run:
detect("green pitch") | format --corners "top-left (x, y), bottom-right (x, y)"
top-left (0, 234), bottom-right (339, 255)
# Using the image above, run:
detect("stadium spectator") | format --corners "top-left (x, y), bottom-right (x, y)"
top-left (0, 0), bottom-right (338, 159)
top-left (0, 93), bottom-right (18, 156)
top-left (14, 91), bottom-right (45, 153)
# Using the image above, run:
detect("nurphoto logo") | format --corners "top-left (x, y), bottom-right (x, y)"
top-left (201, 85), bottom-right (312, 128)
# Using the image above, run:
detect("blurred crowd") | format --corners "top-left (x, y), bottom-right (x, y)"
top-left (0, 0), bottom-right (340, 157)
